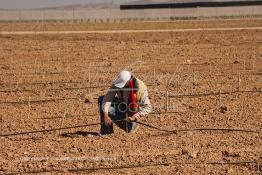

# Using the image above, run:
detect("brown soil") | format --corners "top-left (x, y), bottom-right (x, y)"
top-left (0, 18), bottom-right (262, 31)
top-left (0, 20), bottom-right (261, 174)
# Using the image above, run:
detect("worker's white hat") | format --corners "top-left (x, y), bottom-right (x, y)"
top-left (113, 70), bottom-right (131, 88)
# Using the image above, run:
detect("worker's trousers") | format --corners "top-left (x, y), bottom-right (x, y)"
top-left (98, 96), bottom-right (135, 134)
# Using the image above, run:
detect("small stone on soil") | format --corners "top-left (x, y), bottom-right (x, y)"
top-left (181, 149), bottom-right (189, 155)
top-left (219, 106), bottom-right (228, 113)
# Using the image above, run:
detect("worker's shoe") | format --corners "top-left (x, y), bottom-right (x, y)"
top-left (100, 123), bottom-right (114, 135)
top-left (128, 122), bottom-right (139, 133)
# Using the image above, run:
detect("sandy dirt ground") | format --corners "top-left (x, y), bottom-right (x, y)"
top-left (0, 18), bottom-right (262, 32)
top-left (0, 19), bottom-right (262, 174)
top-left (1, 26), bottom-right (262, 35)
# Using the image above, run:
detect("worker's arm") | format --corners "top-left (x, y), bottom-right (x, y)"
top-left (139, 89), bottom-right (152, 116)
top-left (102, 85), bottom-right (117, 125)
top-left (129, 89), bottom-right (151, 121)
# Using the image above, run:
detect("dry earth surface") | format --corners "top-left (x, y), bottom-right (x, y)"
top-left (0, 19), bottom-right (262, 174)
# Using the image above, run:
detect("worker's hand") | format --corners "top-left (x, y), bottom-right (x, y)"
top-left (104, 113), bottom-right (112, 126)
top-left (128, 113), bottom-right (140, 122)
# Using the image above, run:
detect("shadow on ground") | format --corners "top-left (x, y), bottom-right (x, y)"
top-left (61, 131), bottom-right (100, 138)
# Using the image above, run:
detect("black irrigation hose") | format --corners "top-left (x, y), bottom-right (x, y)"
top-left (0, 97), bottom-right (79, 105)
top-left (206, 161), bottom-right (257, 165)
top-left (3, 161), bottom-right (259, 175)
top-left (0, 71), bottom-right (63, 76)
top-left (4, 80), bottom-right (83, 87)
top-left (50, 85), bottom-right (110, 91)
top-left (136, 121), bottom-right (174, 132)
top-left (136, 121), bottom-right (260, 133)
top-left (0, 89), bottom-right (260, 105)
top-left (36, 112), bottom-right (181, 120)
top-left (0, 121), bottom-right (103, 137)
top-left (0, 84), bottom-right (154, 95)
top-left (0, 119), bottom-right (260, 138)
top-left (0, 119), bottom-right (126, 137)
top-left (169, 89), bottom-right (262, 98)
top-left (4, 169), bottom-right (57, 175)
top-left (68, 162), bottom-right (170, 173)
top-left (0, 86), bottom-right (109, 96)
top-left (0, 89), bottom-right (34, 93)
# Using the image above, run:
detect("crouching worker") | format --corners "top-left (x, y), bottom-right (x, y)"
top-left (98, 70), bottom-right (152, 134)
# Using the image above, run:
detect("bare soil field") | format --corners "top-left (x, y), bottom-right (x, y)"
top-left (0, 19), bottom-right (262, 32)
top-left (0, 20), bottom-right (262, 174)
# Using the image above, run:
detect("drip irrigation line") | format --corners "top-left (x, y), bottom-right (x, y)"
top-left (0, 83), bottom-right (153, 94)
top-left (3, 160), bottom-right (258, 175)
top-left (0, 61), bottom-right (260, 73)
top-left (0, 97), bottom-right (79, 105)
top-left (68, 162), bottom-right (169, 173)
top-left (169, 89), bottom-right (262, 98)
top-left (0, 71), bottom-right (63, 76)
top-left (0, 89), bottom-right (260, 105)
top-left (0, 122), bottom-right (101, 137)
top-left (37, 114), bottom-right (95, 120)
top-left (136, 121), bottom-right (260, 133)
top-left (206, 161), bottom-right (257, 165)
top-left (3, 169), bottom-right (57, 175)
top-left (50, 85), bottom-right (110, 91)
top-left (136, 121), bottom-right (174, 132)
top-left (0, 162), bottom-right (169, 175)
top-left (1, 119), bottom-right (260, 138)
top-left (0, 85), bottom-right (110, 94)
top-left (36, 112), bottom-right (183, 120)
top-left (5, 80), bottom-right (83, 86)
top-left (0, 70), bottom-right (146, 77)
top-left (0, 89), bottom-right (33, 93)
top-left (0, 120), bottom-right (123, 137)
